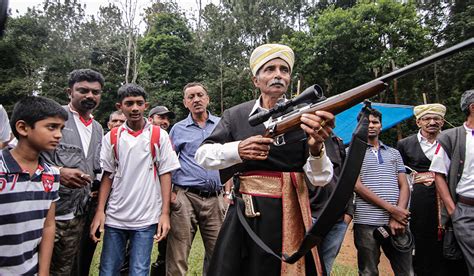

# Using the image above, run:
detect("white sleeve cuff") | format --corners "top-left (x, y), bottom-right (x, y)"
top-left (304, 149), bottom-right (333, 187)
top-left (195, 141), bottom-right (242, 170)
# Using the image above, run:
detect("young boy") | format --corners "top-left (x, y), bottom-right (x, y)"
top-left (0, 96), bottom-right (67, 275)
top-left (90, 84), bottom-right (180, 275)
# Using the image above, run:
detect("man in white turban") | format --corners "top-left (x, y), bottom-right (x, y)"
top-left (397, 103), bottom-right (466, 275)
top-left (195, 43), bottom-right (335, 275)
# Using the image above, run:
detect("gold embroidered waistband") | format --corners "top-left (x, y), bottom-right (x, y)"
top-left (239, 171), bottom-right (283, 198)
top-left (413, 171), bottom-right (435, 185)
top-left (238, 171), bottom-right (323, 275)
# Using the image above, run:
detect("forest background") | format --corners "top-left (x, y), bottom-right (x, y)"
top-left (1, 0), bottom-right (472, 145)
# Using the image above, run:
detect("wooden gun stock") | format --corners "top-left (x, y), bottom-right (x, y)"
top-left (264, 81), bottom-right (387, 137)
top-left (263, 37), bottom-right (473, 139)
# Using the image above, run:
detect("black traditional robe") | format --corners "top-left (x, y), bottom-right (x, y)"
top-left (202, 100), bottom-right (318, 276)
top-left (397, 134), bottom-right (464, 276)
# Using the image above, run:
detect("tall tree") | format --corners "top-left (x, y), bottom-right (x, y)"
top-left (139, 10), bottom-right (202, 118)
top-left (0, 9), bottom-right (48, 110)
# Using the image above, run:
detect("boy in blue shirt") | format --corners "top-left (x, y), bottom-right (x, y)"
top-left (0, 96), bottom-right (67, 274)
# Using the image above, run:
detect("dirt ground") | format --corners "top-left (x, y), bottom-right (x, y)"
top-left (335, 223), bottom-right (394, 275)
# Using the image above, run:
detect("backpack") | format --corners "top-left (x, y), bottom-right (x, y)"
top-left (110, 124), bottom-right (161, 178)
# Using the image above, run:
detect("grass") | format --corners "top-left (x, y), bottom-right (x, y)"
top-left (90, 230), bottom-right (356, 275)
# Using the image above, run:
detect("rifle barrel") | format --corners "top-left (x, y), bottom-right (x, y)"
top-left (265, 38), bottom-right (474, 138)
top-left (376, 38), bottom-right (474, 83)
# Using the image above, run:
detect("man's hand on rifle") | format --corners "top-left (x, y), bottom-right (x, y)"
top-left (238, 135), bottom-right (273, 160)
top-left (300, 111), bottom-right (335, 156)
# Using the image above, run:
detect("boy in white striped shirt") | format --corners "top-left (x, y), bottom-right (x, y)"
top-left (0, 96), bottom-right (67, 275)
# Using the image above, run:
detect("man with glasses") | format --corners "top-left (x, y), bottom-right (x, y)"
top-left (42, 69), bottom-right (105, 275)
top-left (397, 104), bottom-right (461, 275)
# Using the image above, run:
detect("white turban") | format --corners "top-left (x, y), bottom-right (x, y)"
top-left (413, 103), bottom-right (446, 120)
top-left (249, 44), bottom-right (294, 76)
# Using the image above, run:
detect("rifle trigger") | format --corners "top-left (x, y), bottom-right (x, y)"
top-left (274, 134), bottom-right (286, 146)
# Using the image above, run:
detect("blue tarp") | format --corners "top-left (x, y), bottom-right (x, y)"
top-left (334, 102), bottom-right (414, 144)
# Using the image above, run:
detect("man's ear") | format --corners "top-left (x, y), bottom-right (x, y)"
top-left (15, 120), bottom-right (29, 137)
top-left (252, 76), bottom-right (258, 87)
top-left (115, 102), bottom-right (122, 110)
top-left (145, 102), bottom-right (150, 110)
top-left (66, 88), bottom-right (72, 99)
top-left (415, 119), bottom-right (422, 128)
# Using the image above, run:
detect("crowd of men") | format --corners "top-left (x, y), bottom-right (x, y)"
top-left (0, 43), bottom-right (473, 276)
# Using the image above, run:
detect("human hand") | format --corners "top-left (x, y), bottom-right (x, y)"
top-left (171, 191), bottom-right (177, 204)
top-left (447, 203), bottom-right (456, 217)
top-left (389, 217), bottom-right (406, 236)
top-left (223, 194), bottom-right (232, 206)
top-left (238, 135), bottom-right (273, 160)
top-left (155, 213), bottom-right (170, 242)
top-left (388, 205), bottom-right (410, 225)
top-left (90, 212), bottom-right (105, 243)
top-left (343, 214), bottom-right (353, 225)
top-left (60, 167), bottom-right (91, 188)
top-left (300, 111), bottom-right (335, 156)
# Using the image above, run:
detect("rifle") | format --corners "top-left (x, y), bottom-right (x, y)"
top-left (249, 38), bottom-right (474, 144)
top-left (238, 38), bottom-right (473, 266)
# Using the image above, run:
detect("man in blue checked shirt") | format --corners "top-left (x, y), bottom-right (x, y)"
top-left (167, 82), bottom-right (232, 276)
top-left (353, 108), bottom-right (412, 276)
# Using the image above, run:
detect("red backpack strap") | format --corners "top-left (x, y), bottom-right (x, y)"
top-left (150, 125), bottom-right (161, 178)
top-left (110, 127), bottom-right (119, 160)
top-left (150, 125), bottom-right (161, 160)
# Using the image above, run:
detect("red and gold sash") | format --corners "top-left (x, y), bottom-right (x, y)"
top-left (239, 171), bottom-right (322, 276)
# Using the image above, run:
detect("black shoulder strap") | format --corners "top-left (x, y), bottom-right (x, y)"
top-left (283, 102), bottom-right (371, 264)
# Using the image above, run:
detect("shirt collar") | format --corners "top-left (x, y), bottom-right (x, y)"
top-left (249, 97), bottom-right (263, 117)
top-left (249, 96), bottom-right (288, 117)
top-left (464, 123), bottom-right (474, 136)
top-left (122, 119), bottom-right (150, 136)
top-left (1, 148), bottom-right (47, 174)
top-left (68, 104), bottom-right (94, 126)
top-left (417, 130), bottom-right (438, 145)
top-left (185, 111), bottom-right (217, 127)
top-left (368, 141), bottom-right (388, 150)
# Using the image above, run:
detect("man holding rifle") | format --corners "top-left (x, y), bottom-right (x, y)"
top-left (195, 44), bottom-right (335, 275)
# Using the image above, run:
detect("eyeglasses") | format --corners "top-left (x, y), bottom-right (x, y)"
top-left (76, 87), bottom-right (102, 95)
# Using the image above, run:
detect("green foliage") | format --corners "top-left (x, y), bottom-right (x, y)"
top-left (139, 10), bottom-right (202, 119)
top-left (0, 0), bottom-right (472, 135)
top-left (0, 10), bottom-right (48, 110)
top-left (286, 1), bottom-right (432, 97)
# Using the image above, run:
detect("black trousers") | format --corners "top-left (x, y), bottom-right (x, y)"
top-left (410, 184), bottom-right (468, 276)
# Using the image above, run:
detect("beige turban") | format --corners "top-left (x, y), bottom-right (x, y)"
top-left (249, 44), bottom-right (295, 76)
top-left (414, 103), bottom-right (446, 120)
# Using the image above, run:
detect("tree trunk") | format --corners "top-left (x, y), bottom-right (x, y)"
top-left (220, 46), bottom-right (224, 113)
top-left (125, 31), bottom-right (132, 83)
top-left (391, 60), bottom-right (403, 141)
